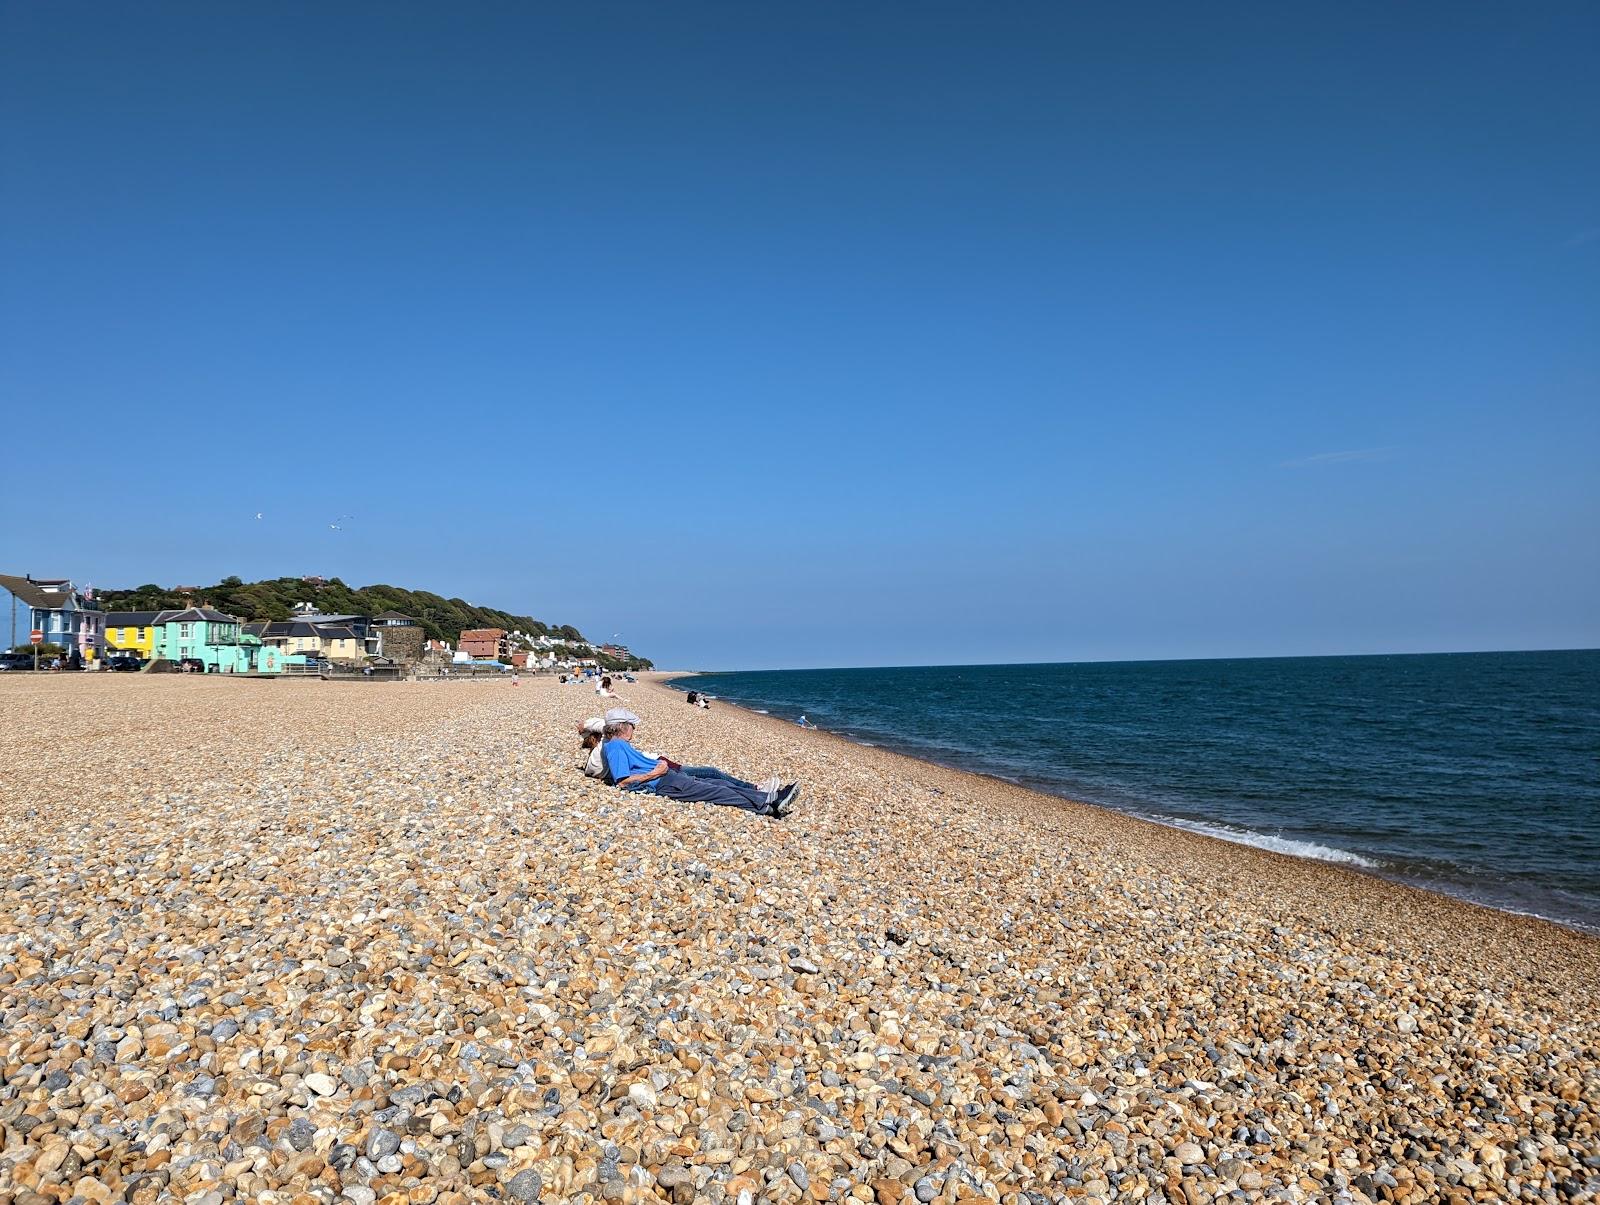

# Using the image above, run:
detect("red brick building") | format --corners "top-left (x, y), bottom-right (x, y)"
top-left (458, 627), bottom-right (509, 660)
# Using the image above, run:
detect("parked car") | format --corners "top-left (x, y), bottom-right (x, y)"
top-left (177, 657), bottom-right (208, 673)
top-left (104, 654), bottom-right (144, 672)
top-left (0, 651), bottom-right (40, 672)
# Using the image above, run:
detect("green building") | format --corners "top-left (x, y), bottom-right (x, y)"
top-left (153, 606), bottom-right (256, 672)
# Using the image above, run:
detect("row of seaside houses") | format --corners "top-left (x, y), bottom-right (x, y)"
top-left (2, 575), bottom-right (425, 672)
top-left (3, 575), bottom-right (603, 674)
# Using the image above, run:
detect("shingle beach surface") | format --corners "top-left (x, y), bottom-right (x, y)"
top-left (0, 673), bottom-right (1595, 1205)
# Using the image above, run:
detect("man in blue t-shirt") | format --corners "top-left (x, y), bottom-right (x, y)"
top-left (601, 708), bottom-right (800, 818)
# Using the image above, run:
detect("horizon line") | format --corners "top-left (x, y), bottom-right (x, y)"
top-left (666, 644), bottom-right (1600, 675)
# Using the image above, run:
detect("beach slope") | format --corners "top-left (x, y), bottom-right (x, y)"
top-left (0, 672), bottom-right (1594, 1204)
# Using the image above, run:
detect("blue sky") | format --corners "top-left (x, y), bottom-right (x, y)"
top-left (2, 2), bottom-right (1596, 668)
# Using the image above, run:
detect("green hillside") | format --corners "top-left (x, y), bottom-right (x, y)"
top-left (95, 576), bottom-right (652, 668)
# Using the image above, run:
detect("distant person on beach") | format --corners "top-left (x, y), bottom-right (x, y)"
top-left (798, 714), bottom-right (814, 729)
top-left (596, 675), bottom-right (617, 698)
top-left (599, 708), bottom-right (800, 817)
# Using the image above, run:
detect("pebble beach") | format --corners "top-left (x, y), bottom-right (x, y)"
top-left (0, 673), bottom-right (1596, 1205)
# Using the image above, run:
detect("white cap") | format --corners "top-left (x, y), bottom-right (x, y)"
top-left (604, 707), bottom-right (642, 726)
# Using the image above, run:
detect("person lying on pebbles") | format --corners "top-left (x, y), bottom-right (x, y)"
top-left (576, 716), bottom-right (776, 795)
top-left (597, 707), bottom-right (800, 817)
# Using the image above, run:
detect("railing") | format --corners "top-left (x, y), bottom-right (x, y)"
top-left (414, 662), bottom-right (514, 680)
top-left (320, 663), bottom-right (405, 681)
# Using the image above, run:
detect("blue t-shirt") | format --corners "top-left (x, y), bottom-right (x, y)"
top-left (604, 738), bottom-right (664, 791)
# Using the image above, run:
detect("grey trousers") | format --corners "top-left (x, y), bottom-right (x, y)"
top-left (650, 769), bottom-right (770, 813)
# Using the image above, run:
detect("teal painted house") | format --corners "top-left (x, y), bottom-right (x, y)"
top-left (153, 606), bottom-right (254, 672)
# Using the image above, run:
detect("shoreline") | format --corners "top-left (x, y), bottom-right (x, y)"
top-left (654, 672), bottom-right (1600, 941)
top-left (642, 673), bottom-right (1600, 1000)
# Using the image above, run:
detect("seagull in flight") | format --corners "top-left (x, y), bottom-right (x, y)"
top-left (329, 513), bottom-right (353, 531)
top-left (254, 512), bottom-right (264, 520)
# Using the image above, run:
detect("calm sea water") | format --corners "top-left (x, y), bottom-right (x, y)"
top-left (670, 652), bottom-right (1600, 932)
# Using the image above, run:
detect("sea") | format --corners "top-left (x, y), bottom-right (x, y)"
top-left (670, 651), bottom-right (1600, 933)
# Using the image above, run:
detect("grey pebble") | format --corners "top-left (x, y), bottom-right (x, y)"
top-left (366, 1127), bottom-right (401, 1160)
top-left (508, 1168), bottom-right (542, 1201)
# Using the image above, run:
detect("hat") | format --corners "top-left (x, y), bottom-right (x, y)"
top-left (581, 717), bottom-right (605, 735)
top-left (604, 707), bottom-right (641, 727)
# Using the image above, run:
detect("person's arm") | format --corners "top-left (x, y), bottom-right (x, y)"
top-left (618, 758), bottom-right (670, 790)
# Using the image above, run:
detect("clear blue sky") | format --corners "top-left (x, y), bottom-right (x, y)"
top-left (2, 2), bottom-right (1596, 668)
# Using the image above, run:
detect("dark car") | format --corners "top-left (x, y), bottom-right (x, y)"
top-left (177, 657), bottom-right (208, 673)
top-left (0, 651), bottom-right (40, 672)
top-left (105, 654), bottom-right (144, 672)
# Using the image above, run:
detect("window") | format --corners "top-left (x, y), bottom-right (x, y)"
top-left (180, 623), bottom-right (192, 639)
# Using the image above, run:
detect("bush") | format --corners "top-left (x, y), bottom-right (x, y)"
top-left (10, 642), bottom-right (64, 657)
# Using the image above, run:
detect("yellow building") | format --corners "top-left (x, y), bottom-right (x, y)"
top-left (103, 610), bottom-right (167, 659)
top-left (250, 619), bottom-right (367, 664)
top-left (315, 625), bottom-right (364, 663)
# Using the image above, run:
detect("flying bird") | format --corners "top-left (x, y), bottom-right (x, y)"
top-left (254, 512), bottom-right (263, 520)
top-left (328, 513), bottom-right (353, 531)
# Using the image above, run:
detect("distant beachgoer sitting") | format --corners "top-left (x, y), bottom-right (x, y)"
top-left (595, 675), bottom-right (618, 698)
top-left (600, 708), bottom-right (800, 817)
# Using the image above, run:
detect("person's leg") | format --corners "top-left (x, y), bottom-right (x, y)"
top-left (680, 765), bottom-right (760, 791)
top-left (653, 769), bottom-right (771, 814)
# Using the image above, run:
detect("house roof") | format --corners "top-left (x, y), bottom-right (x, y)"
top-left (250, 619), bottom-right (362, 640)
top-left (0, 574), bottom-right (81, 610)
top-left (258, 620), bottom-right (314, 638)
top-left (460, 628), bottom-right (507, 640)
top-left (104, 611), bottom-right (164, 627)
top-left (374, 610), bottom-right (417, 621)
top-left (157, 606), bottom-right (239, 625)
